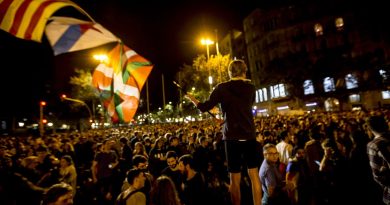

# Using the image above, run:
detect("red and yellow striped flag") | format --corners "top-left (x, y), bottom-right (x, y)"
top-left (0, 0), bottom-right (92, 42)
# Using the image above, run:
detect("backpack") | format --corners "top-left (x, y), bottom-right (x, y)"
top-left (116, 190), bottom-right (141, 205)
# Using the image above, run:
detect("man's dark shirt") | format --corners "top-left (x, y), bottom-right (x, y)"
top-left (197, 79), bottom-right (256, 141)
top-left (161, 167), bottom-right (184, 201)
top-left (182, 172), bottom-right (208, 205)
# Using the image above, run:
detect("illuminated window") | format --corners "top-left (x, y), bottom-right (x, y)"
top-left (335, 17), bottom-right (344, 31)
top-left (262, 88), bottom-right (267, 101)
top-left (303, 79), bottom-right (315, 95)
top-left (382, 91), bottom-right (390, 99)
top-left (314, 23), bottom-right (323, 36)
top-left (256, 90), bottom-right (260, 102)
top-left (323, 77), bottom-right (336, 92)
top-left (349, 94), bottom-right (360, 103)
top-left (255, 88), bottom-right (268, 103)
top-left (345, 74), bottom-right (358, 89)
top-left (270, 84), bottom-right (288, 99)
top-left (380, 69), bottom-right (389, 81)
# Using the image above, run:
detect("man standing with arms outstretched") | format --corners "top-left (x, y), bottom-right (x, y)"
top-left (185, 59), bottom-right (262, 205)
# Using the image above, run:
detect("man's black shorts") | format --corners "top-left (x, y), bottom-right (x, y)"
top-left (224, 139), bottom-right (259, 173)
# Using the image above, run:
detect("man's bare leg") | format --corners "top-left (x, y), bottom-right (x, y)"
top-left (248, 167), bottom-right (262, 205)
top-left (229, 172), bottom-right (241, 205)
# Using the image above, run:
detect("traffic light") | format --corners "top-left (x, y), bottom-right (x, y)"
top-left (40, 101), bottom-right (46, 106)
top-left (61, 94), bottom-right (67, 99)
top-left (42, 119), bottom-right (48, 124)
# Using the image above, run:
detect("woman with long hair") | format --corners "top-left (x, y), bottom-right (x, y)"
top-left (59, 155), bottom-right (77, 196)
top-left (150, 175), bottom-right (181, 205)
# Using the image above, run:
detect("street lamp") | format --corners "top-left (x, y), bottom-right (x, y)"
top-left (61, 94), bottom-right (93, 124)
top-left (201, 38), bottom-right (214, 92)
top-left (93, 54), bottom-right (108, 63)
top-left (200, 38), bottom-right (214, 60)
top-left (39, 101), bottom-right (46, 136)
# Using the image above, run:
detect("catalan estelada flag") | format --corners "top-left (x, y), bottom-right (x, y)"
top-left (45, 16), bottom-right (119, 55)
top-left (0, 0), bottom-right (93, 42)
top-left (92, 43), bottom-right (153, 123)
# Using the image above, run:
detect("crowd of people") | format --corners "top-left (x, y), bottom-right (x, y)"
top-left (0, 60), bottom-right (389, 205)
top-left (0, 109), bottom-right (388, 205)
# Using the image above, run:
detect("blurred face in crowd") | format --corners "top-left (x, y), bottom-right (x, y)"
top-left (167, 157), bottom-right (178, 169)
top-left (178, 161), bottom-right (187, 174)
top-left (104, 140), bottom-right (115, 151)
top-left (264, 147), bottom-right (279, 164)
top-left (295, 148), bottom-right (305, 160)
top-left (171, 138), bottom-right (179, 146)
top-left (135, 161), bottom-right (148, 170)
top-left (134, 172), bottom-right (146, 189)
top-left (50, 191), bottom-right (73, 205)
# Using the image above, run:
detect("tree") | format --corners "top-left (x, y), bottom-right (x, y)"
top-left (176, 53), bottom-right (231, 101)
top-left (69, 69), bottom-right (98, 100)
top-left (68, 69), bottom-right (101, 117)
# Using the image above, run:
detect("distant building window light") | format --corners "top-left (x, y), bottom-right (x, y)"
top-left (277, 106), bottom-right (289, 110)
top-left (270, 84), bottom-right (288, 99)
top-left (259, 109), bottom-right (268, 113)
top-left (256, 90), bottom-right (261, 103)
top-left (314, 23), bottom-right (323, 36)
top-left (303, 80), bottom-right (315, 95)
top-left (382, 91), bottom-right (390, 99)
top-left (380, 69), bottom-right (389, 80)
top-left (323, 77), bottom-right (336, 92)
top-left (349, 94), bottom-right (360, 103)
top-left (335, 17), bottom-right (344, 31)
top-left (305, 102), bottom-right (318, 107)
top-left (255, 88), bottom-right (268, 103)
top-left (345, 73), bottom-right (359, 89)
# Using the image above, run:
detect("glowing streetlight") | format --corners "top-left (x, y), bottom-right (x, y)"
top-left (93, 54), bottom-right (108, 63)
top-left (200, 38), bottom-right (214, 60)
top-left (61, 94), bottom-right (93, 124)
top-left (201, 38), bottom-right (215, 92)
top-left (39, 101), bottom-right (46, 136)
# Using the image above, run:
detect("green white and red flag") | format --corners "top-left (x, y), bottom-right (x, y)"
top-left (92, 43), bottom-right (153, 123)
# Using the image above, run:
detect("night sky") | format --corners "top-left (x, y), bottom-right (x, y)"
top-left (0, 0), bottom-right (265, 120)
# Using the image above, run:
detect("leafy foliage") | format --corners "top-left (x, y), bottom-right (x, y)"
top-left (69, 69), bottom-right (99, 101)
top-left (176, 53), bottom-right (231, 101)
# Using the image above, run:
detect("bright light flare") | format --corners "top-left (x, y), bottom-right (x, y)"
top-left (200, 38), bottom-right (214, 45)
top-left (93, 54), bottom-right (108, 63)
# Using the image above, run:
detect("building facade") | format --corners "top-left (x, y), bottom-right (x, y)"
top-left (243, 0), bottom-right (390, 115)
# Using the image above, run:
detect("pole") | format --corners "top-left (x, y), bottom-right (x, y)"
top-left (162, 74), bottom-right (166, 108)
top-left (206, 44), bottom-right (210, 60)
top-left (146, 80), bottom-right (150, 115)
top-left (63, 97), bottom-right (93, 122)
top-left (215, 29), bottom-right (220, 55)
top-left (39, 103), bottom-right (44, 136)
top-left (92, 99), bottom-right (96, 124)
top-left (178, 72), bottom-right (182, 116)
top-left (206, 44), bottom-right (212, 92)
top-left (215, 29), bottom-right (222, 83)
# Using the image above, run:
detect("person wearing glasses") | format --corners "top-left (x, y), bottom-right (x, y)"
top-left (259, 143), bottom-right (288, 205)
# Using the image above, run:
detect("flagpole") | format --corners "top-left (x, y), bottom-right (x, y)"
top-left (162, 74), bottom-right (166, 108)
top-left (178, 72), bottom-right (182, 117)
top-left (146, 80), bottom-right (150, 115)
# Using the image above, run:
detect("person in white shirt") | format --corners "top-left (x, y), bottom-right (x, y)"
top-left (276, 130), bottom-right (293, 170)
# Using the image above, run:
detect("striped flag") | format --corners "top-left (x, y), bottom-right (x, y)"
top-left (45, 17), bottom-right (119, 55)
top-left (0, 0), bottom-right (93, 42)
top-left (92, 43), bottom-right (153, 123)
